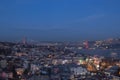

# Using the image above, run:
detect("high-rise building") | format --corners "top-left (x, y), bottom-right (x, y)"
top-left (22, 37), bottom-right (27, 45)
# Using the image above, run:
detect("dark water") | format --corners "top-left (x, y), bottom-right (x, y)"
top-left (76, 49), bottom-right (120, 58)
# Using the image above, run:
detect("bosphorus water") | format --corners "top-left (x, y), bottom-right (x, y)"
top-left (76, 49), bottom-right (120, 58)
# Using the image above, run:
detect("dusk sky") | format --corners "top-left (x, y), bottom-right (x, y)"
top-left (0, 0), bottom-right (120, 41)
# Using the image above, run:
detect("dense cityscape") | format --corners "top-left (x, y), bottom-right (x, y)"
top-left (0, 0), bottom-right (120, 80)
top-left (0, 38), bottom-right (120, 80)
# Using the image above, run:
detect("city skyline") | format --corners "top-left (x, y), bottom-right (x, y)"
top-left (0, 0), bottom-right (120, 41)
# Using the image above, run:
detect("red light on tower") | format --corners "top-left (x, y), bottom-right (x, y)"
top-left (83, 41), bottom-right (89, 49)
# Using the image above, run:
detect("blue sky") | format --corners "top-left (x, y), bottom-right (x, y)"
top-left (0, 0), bottom-right (120, 41)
